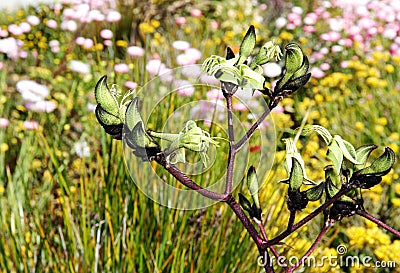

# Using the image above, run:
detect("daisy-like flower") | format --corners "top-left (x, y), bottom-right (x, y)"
top-left (16, 80), bottom-right (50, 102)
top-left (127, 46), bottom-right (145, 57)
top-left (23, 120), bottom-right (39, 130)
top-left (68, 60), bottom-right (91, 74)
top-left (0, 118), bottom-right (9, 128)
top-left (114, 63), bottom-right (129, 73)
top-left (74, 140), bottom-right (90, 158)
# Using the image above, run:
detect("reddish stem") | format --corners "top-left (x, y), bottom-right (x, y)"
top-left (234, 96), bottom-right (281, 152)
top-left (257, 221), bottom-right (287, 267)
top-left (225, 93), bottom-right (236, 195)
top-left (357, 210), bottom-right (400, 238)
top-left (287, 221), bottom-right (333, 272)
top-left (156, 156), bottom-right (226, 201)
top-left (264, 186), bottom-right (354, 248)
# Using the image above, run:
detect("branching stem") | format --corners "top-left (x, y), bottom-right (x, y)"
top-left (356, 210), bottom-right (400, 238)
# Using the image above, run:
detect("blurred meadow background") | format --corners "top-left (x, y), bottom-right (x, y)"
top-left (0, 0), bottom-right (399, 272)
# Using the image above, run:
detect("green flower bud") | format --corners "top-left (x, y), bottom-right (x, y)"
top-left (95, 105), bottom-right (123, 139)
top-left (287, 190), bottom-right (308, 211)
top-left (246, 166), bottom-right (260, 208)
top-left (325, 177), bottom-right (340, 199)
top-left (355, 147), bottom-right (395, 177)
top-left (284, 43), bottom-right (304, 73)
top-left (288, 157), bottom-right (304, 191)
top-left (95, 75), bottom-right (119, 117)
top-left (355, 144), bottom-right (378, 168)
top-left (325, 176), bottom-right (354, 202)
top-left (274, 44), bottom-right (311, 94)
top-left (299, 125), bottom-right (333, 145)
top-left (324, 165), bottom-right (340, 187)
top-left (125, 122), bottom-right (160, 160)
top-left (238, 64), bottom-right (265, 90)
top-left (226, 47), bottom-right (235, 60)
top-left (150, 121), bottom-right (219, 167)
top-left (250, 41), bottom-right (282, 69)
top-left (304, 183), bottom-right (324, 201)
top-left (238, 193), bottom-right (253, 214)
top-left (125, 97), bottom-right (143, 131)
top-left (333, 135), bottom-right (360, 165)
top-left (237, 25), bottom-right (256, 65)
top-left (123, 99), bottom-right (160, 159)
top-left (291, 55), bottom-right (309, 80)
top-left (180, 121), bottom-right (219, 152)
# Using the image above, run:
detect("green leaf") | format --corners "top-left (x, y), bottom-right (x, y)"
top-left (327, 139), bottom-right (344, 175)
top-left (333, 135), bottom-right (360, 165)
top-left (246, 166), bottom-right (260, 208)
top-left (95, 75), bottom-right (119, 116)
top-left (304, 183), bottom-right (324, 201)
top-left (355, 147), bottom-right (396, 177)
top-left (237, 25), bottom-right (256, 65)
top-left (288, 157), bottom-right (304, 191)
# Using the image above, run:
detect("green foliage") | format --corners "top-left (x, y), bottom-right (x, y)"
top-left (275, 43), bottom-right (311, 94)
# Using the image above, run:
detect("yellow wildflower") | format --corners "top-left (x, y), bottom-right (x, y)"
top-left (279, 31), bottom-right (293, 40)
top-left (385, 64), bottom-right (394, 73)
top-left (116, 40), bottom-right (128, 47)
top-left (374, 125), bottom-right (384, 134)
top-left (355, 121), bottom-right (365, 131)
top-left (389, 132), bottom-right (399, 141)
top-left (375, 117), bottom-right (388, 126)
top-left (0, 143), bottom-right (8, 152)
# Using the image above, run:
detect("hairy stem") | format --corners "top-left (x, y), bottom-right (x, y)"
top-left (156, 155), bottom-right (226, 201)
top-left (286, 210), bottom-right (296, 232)
top-left (234, 96), bottom-right (281, 151)
top-left (257, 221), bottom-right (286, 266)
top-left (356, 210), bottom-right (400, 238)
top-left (288, 220), bottom-right (333, 272)
top-left (264, 186), bottom-right (354, 248)
top-left (225, 93), bottom-right (236, 194)
top-left (225, 195), bottom-right (265, 246)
